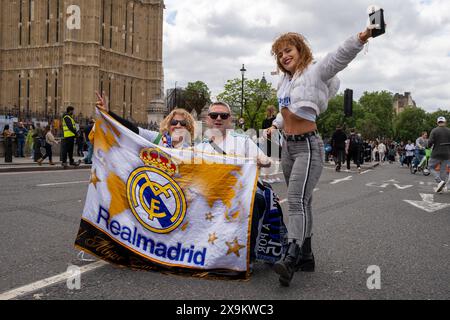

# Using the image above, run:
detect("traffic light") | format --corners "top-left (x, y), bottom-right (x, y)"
top-left (344, 89), bottom-right (353, 117)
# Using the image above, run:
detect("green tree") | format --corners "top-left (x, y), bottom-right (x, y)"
top-left (317, 94), bottom-right (364, 139)
top-left (356, 112), bottom-right (379, 140)
top-left (182, 81), bottom-right (212, 115)
top-left (317, 94), bottom-right (346, 138)
top-left (358, 91), bottom-right (394, 139)
top-left (393, 107), bottom-right (428, 141)
top-left (425, 109), bottom-right (450, 133)
top-left (217, 78), bottom-right (277, 129)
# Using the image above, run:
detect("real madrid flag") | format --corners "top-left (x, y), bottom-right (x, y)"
top-left (75, 109), bottom-right (258, 279)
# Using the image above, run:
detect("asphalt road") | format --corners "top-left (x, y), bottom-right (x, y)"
top-left (0, 163), bottom-right (449, 300)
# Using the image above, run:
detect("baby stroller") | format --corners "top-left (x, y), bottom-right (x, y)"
top-left (410, 148), bottom-right (431, 176)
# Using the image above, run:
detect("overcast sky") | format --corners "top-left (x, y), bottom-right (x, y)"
top-left (162, 0), bottom-right (450, 112)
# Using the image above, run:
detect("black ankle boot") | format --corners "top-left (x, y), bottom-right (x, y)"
top-left (296, 237), bottom-right (315, 272)
top-left (273, 241), bottom-right (300, 287)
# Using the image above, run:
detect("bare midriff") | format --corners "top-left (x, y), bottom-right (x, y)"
top-left (281, 108), bottom-right (317, 135)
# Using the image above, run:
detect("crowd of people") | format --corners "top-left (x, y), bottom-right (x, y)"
top-left (1, 114), bottom-right (92, 166)
top-left (323, 119), bottom-right (449, 193)
top-left (325, 133), bottom-right (432, 168)
top-left (1, 121), bottom-right (48, 163)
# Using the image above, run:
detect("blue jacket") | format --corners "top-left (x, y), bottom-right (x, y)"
top-left (14, 127), bottom-right (28, 141)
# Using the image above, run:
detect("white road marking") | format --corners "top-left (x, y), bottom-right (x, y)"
top-left (330, 176), bottom-right (352, 185)
top-left (0, 169), bottom-right (90, 175)
top-left (36, 180), bottom-right (89, 187)
top-left (0, 261), bottom-right (108, 300)
top-left (366, 182), bottom-right (389, 188)
top-left (404, 193), bottom-right (450, 213)
top-left (366, 181), bottom-right (413, 189)
top-left (392, 183), bottom-right (413, 190)
top-left (360, 169), bottom-right (372, 174)
top-left (416, 181), bottom-right (437, 186)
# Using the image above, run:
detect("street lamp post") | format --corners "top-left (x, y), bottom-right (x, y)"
top-left (172, 81), bottom-right (178, 113)
top-left (240, 64), bottom-right (246, 119)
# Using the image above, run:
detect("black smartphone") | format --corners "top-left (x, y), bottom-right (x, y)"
top-left (369, 8), bottom-right (385, 38)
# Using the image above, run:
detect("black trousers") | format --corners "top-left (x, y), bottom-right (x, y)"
top-left (41, 143), bottom-right (53, 162)
top-left (347, 148), bottom-right (361, 169)
top-left (61, 137), bottom-right (75, 164)
top-left (33, 141), bottom-right (42, 162)
top-left (334, 148), bottom-right (346, 169)
top-left (4, 139), bottom-right (13, 162)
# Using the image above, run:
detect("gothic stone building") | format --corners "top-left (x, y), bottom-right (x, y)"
top-left (0, 0), bottom-right (166, 124)
top-left (393, 92), bottom-right (416, 115)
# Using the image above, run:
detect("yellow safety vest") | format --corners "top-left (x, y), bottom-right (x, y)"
top-left (63, 114), bottom-right (76, 138)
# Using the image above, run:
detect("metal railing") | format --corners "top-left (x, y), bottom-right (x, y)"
top-left (1, 106), bottom-right (160, 136)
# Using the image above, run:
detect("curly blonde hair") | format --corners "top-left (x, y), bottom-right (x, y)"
top-left (271, 32), bottom-right (313, 75)
top-left (159, 108), bottom-right (196, 138)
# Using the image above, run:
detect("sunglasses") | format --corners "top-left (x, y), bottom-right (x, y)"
top-left (170, 119), bottom-right (187, 127)
top-left (208, 113), bottom-right (230, 120)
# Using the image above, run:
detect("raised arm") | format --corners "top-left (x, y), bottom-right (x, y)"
top-left (317, 28), bottom-right (373, 81)
top-left (95, 91), bottom-right (139, 134)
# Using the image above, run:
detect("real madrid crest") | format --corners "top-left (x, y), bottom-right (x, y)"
top-left (126, 148), bottom-right (187, 234)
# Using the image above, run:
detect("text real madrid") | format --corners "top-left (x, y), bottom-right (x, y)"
top-left (97, 206), bottom-right (207, 266)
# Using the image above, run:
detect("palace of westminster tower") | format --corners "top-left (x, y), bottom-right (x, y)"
top-left (0, 0), bottom-right (167, 124)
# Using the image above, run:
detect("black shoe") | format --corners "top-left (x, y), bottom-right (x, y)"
top-left (296, 237), bottom-right (315, 272)
top-left (70, 160), bottom-right (81, 167)
top-left (273, 241), bottom-right (300, 287)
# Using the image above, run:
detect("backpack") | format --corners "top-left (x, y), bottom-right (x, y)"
top-left (350, 134), bottom-right (363, 148)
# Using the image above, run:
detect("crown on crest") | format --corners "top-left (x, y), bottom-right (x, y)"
top-left (140, 148), bottom-right (178, 176)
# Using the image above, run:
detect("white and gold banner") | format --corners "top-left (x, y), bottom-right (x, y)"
top-left (75, 110), bottom-right (258, 279)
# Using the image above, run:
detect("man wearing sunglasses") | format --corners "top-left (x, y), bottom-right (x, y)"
top-left (196, 102), bottom-right (273, 264)
top-left (197, 102), bottom-right (271, 167)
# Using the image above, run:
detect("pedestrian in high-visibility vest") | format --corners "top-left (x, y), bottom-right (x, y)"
top-left (61, 106), bottom-right (80, 167)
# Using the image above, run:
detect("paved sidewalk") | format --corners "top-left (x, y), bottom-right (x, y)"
top-left (0, 156), bottom-right (91, 172)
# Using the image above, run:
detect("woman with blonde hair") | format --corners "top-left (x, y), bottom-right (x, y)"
top-left (159, 108), bottom-right (195, 148)
top-left (95, 92), bottom-right (195, 149)
top-left (265, 18), bottom-right (384, 286)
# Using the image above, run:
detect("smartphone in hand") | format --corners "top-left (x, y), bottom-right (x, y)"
top-left (369, 8), bottom-right (385, 37)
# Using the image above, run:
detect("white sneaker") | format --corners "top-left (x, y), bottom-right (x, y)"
top-left (435, 180), bottom-right (446, 193)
